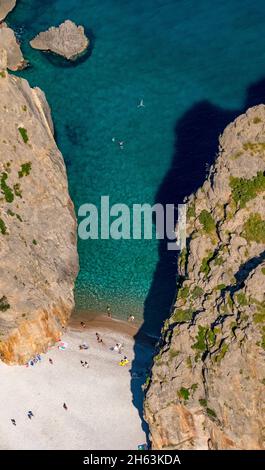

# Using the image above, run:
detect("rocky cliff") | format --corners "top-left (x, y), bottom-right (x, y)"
top-left (144, 105), bottom-right (265, 450)
top-left (0, 22), bottom-right (26, 71)
top-left (0, 53), bottom-right (79, 364)
top-left (0, 0), bottom-right (16, 22)
top-left (30, 20), bottom-right (89, 60)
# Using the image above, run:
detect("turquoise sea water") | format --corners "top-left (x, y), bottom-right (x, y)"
top-left (8, 0), bottom-right (265, 334)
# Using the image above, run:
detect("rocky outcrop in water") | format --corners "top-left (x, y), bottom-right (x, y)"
top-left (0, 22), bottom-right (26, 71)
top-left (0, 0), bottom-right (16, 22)
top-left (0, 60), bottom-right (79, 364)
top-left (144, 105), bottom-right (265, 450)
top-left (30, 20), bottom-right (89, 60)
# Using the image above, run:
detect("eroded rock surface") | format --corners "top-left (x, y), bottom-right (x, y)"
top-left (144, 105), bottom-right (265, 450)
top-left (30, 19), bottom-right (89, 60)
top-left (0, 68), bottom-right (79, 364)
top-left (0, 22), bottom-right (26, 71)
top-left (0, 0), bottom-right (16, 22)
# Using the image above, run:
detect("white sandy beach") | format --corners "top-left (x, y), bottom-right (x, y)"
top-left (0, 317), bottom-right (152, 450)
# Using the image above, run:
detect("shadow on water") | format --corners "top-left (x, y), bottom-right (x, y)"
top-left (131, 76), bottom-right (265, 442)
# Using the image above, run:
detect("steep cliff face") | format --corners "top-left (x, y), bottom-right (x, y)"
top-left (0, 58), bottom-right (79, 364)
top-left (0, 22), bottom-right (26, 71)
top-left (144, 105), bottom-right (265, 450)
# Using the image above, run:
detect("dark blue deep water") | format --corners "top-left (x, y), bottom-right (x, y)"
top-left (8, 0), bottom-right (265, 334)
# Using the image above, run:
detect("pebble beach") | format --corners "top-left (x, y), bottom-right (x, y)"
top-left (0, 315), bottom-right (152, 450)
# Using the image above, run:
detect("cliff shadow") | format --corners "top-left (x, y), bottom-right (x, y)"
top-left (130, 77), bottom-right (265, 442)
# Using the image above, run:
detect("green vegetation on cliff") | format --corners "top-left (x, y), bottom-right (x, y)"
top-left (18, 162), bottom-right (32, 178)
top-left (1, 172), bottom-right (14, 203)
top-left (230, 171), bottom-right (265, 208)
top-left (18, 127), bottom-right (29, 144)
top-left (242, 213), bottom-right (265, 243)
top-left (178, 387), bottom-right (190, 401)
top-left (253, 302), bottom-right (265, 324)
top-left (0, 296), bottom-right (10, 311)
top-left (178, 248), bottom-right (187, 271)
top-left (200, 251), bottom-right (214, 276)
top-left (171, 308), bottom-right (193, 323)
top-left (0, 218), bottom-right (7, 235)
top-left (237, 292), bottom-right (248, 306)
top-left (191, 285), bottom-right (204, 299)
top-left (199, 210), bottom-right (216, 233)
top-left (242, 141), bottom-right (265, 153)
top-left (178, 286), bottom-right (189, 300)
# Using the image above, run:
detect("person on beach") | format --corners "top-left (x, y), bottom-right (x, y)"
top-left (119, 356), bottom-right (129, 366)
top-left (63, 403), bottom-right (68, 410)
top-left (27, 411), bottom-right (34, 419)
top-left (80, 321), bottom-right (86, 328)
top-left (96, 332), bottom-right (104, 344)
top-left (81, 360), bottom-right (89, 368)
top-left (11, 419), bottom-right (16, 426)
top-left (49, 358), bottom-right (53, 365)
top-left (114, 343), bottom-right (123, 354)
top-left (107, 305), bottom-right (112, 318)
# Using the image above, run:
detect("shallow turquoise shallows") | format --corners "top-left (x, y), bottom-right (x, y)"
top-left (9, 0), bottom-right (265, 334)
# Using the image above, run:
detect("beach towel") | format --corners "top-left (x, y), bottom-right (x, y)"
top-left (119, 359), bottom-right (129, 366)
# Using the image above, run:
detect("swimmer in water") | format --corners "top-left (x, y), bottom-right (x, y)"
top-left (137, 99), bottom-right (145, 108)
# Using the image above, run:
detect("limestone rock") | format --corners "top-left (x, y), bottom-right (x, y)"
top-left (144, 105), bottom-right (265, 450)
top-left (30, 20), bottom-right (89, 60)
top-left (0, 0), bottom-right (16, 21)
top-left (0, 70), bottom-right (79, 364)
top-left (0, 22), bottom-right (27, 71)
top-left (0, 48), bottom-right (7, 71)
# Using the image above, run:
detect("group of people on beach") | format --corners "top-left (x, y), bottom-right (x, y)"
top-left (11, 402), bottom-right (70, 426)
top-left (80, 360), bottom-right (89, 368)
top-left (80, 305), bottom-right (135, 325)
top-left (11, 410), bottom-right (34, 426)
top-left (96, 332), bottom-right (104, 344)
top-left (11, 306), bottom-right (133, 427)
top-left (107, 304), bottom-right (135, 323)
